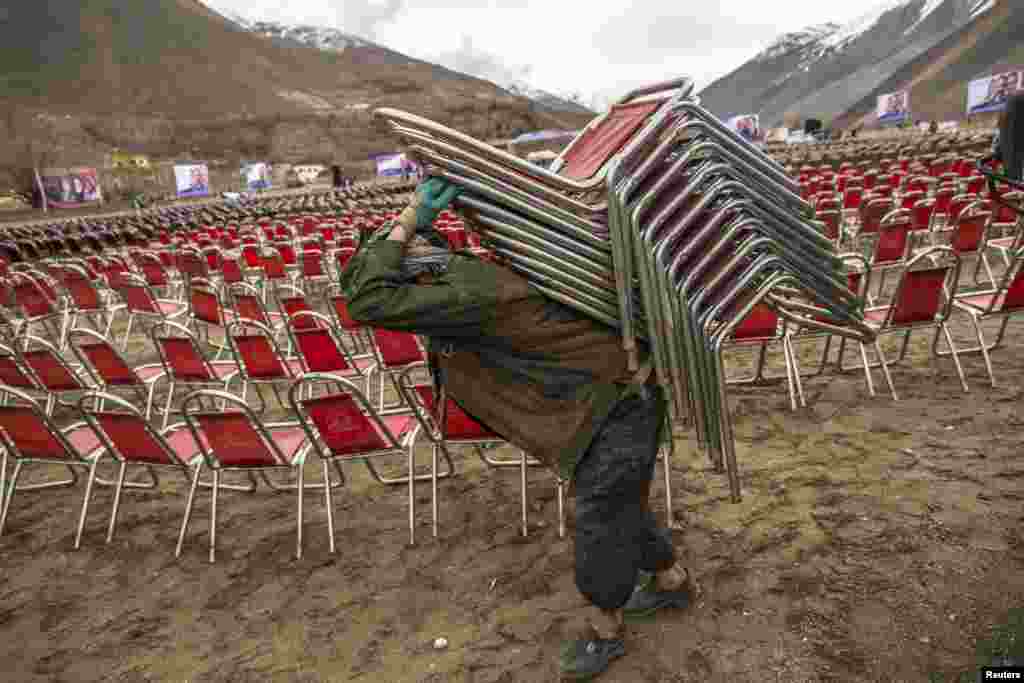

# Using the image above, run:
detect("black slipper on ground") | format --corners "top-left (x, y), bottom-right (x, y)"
top-left (558, 632), bottom-right (626, 681)
top-left (622, 569), bottom-right (695, 620)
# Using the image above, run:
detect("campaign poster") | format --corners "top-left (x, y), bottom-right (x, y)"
top-left (174, 163), bottom-right (211, 198)
top-left (39, 168), bottom-right (103, 208)
top-left (966, 72), bottom-right (1022, 115)
top-left (373, 153), bottom-right (407, 177)
top-left (241, 162), bottom-right (272, 191)
top-left (876, 91), bottom-right (909, 124)
top-left (726, 114), bottom-right (761, 142)
top-left (373, 153), bottom-right (419, 178)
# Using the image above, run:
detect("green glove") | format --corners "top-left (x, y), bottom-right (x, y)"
top-left (408, 178), bottom-right (460, 232)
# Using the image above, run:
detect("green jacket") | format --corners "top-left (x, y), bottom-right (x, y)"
top-left (339, 237), bottom-right (641, 481)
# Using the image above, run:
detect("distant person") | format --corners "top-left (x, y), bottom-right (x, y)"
top-left (332, 165), bottom-right (343, 189)
top-left (929, 120), bottom-right (939, 135)
top-left (187, 166), bottom-right (209, 195)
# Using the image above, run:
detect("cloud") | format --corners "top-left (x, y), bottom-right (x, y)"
top-left (432, 35), bottom-right (534, 87)
top-left (204, 0), bottom-right (904, 108)
top-left (338, 0), bottom-right (406, 39)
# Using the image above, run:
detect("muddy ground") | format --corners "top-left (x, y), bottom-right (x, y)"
top-left (1, 277), bottom-right (1023, 683)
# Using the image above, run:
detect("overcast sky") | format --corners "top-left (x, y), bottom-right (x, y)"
top-left (205, 0), bottom-right (901, 110)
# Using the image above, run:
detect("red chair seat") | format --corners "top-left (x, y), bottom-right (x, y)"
top-left (381, 414), bottom-right (414, 439)
top-left (65, 426), bottom-right (103, 458)
top-left (135, 365), bottom-right (166, 382)
top-left (157, 301), bottom-right (187, 317)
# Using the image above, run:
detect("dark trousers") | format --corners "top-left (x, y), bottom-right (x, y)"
top-left (573, 389), bottom-right (676, 610)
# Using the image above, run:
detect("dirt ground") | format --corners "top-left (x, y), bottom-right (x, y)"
top-left (1, 273), bottom-right (1024, 682)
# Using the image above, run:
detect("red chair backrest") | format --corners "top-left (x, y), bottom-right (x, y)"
top-left (13, 278), bottom-right (55, 318)
top-left (233, 293), bottom-right (268, 326)
top-left (301, 393), bottom-right (391, 457)
top-left (22, 349), bottom-right (81, 391)
top-left (330, 296), bottom-right (361, 331)
top-left (950, 212), bottom-right (990, 255)
top-left (891, 268), bottom-right (948, 325)
top-left (910, 201), bottom-right (933, 232)
top-left (335, 248), bottom-right (355, 274)
top-left (64, 271), bottom-right (103, 311)
top-left (192, 412), bottom-right (280, 467)
top-left (0, 407), bottom-right (66, 460)
top-left (280, 296), bottom-right (313, 328)
top-left (731, 303), bottom-right (778, 341)
top-left (275, 244), bottom-right (297, 266)
top-left (293, 328), bottom-right (351, 373)
top-left (0, 355), bottom-right (35, 389)
top-left (221, 258), bottom-right (244, 285)
top-left (157, 337), bottom-right (214, 382)
top-left (262, 253), bottom-right (287, 280)
top-left (141, 259), bottom-right (168, 287)
top-left (873, 219), bottom-right (911, 265)
top-left (234, 334), bottom-right (289, 379)
top-left (1001, 264), bottom-right (1024, 312)
top-left (817, 211), bottom-right (841, 241)
top-left (372, 329), bottom-right (422, 368)
top-left (412, 385), bottom-right (497, 441)
top-left (302, 250), bottom-right (326, 278)
top-left (92, 413), bottom-right (177, 465)
top-left (859, 200), bottom-right (893, 236)
top-left (76, 341), bottom-right (137, 386)
top-left (241, 245), bottom-right (261, 268)
top-left (119, 283), bottom-right (159, 314)
top-left (190, 288), bottom-right (223, 325)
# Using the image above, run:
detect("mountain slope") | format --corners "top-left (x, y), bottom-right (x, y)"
top-left (698, 0), bottom-right (1013, 127)
top-left (0, 0), bottom-right (592, 179)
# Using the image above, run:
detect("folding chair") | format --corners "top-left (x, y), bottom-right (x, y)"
top-left (227, 282), bottom-right (287, 339)
top-left (0, 386), bottom-right (109, 548)
top-left (855, 247), bottom-right (966, 399)
top-left (150, 321), bottom-right (241, 429)
top-left (9, 271), bottom-right (67, 349)
top-left (225, 319), bottom-right (304, 413)
top-left (112, 273), bottom-right (188, 351)
top-left (366, 327), bottom-right (425, 415)
top-left (942, 246), bottom-right (1024, 387)
top-left (289, 373), bottom-right (418, 548)
top-left (59, 263), bottom-right (124, 340)
top-left (720, 302), bottom-right (801, 410)
top-left (938, 204), bottom-right (996, 287)
top-left (178, 390), bottom-right (321, 562)
top-left (186, 277), bottom-right (235, 357)
top-left (396, 362), bottom-right (564, 541)
top-left (75, 391), bottom-right (256, 546)
top-left (286, 311), bottom-right (373, 393)
top-left (68, 328), bottom-right (165, 420)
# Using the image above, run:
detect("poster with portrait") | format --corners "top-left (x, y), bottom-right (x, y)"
top-left (373, 153), bottom-right (410, 177)
top-left (876, 91), bottom-right (909, 124)
top-left (174, 163), bottom-right (211, 198)
top-left (966, 72), bottom-right (1022, 115)
top-left (39, 168), bottom-right (103, 208)
top-left (726, 114), bottom-right (761, 142)
top-left (241, 162), bottom-right (272, 191)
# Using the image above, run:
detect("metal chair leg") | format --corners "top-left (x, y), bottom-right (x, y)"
top-left (209, 469), bottom-right (220, 563)
top-left (557, 478), bottom-right (565, 539)
top-left (323, 460), bottom-right (336, 554)
top-left (105, 460), bottom-right (128, 543)
top-left (520, 450), bottom-right (528, 538)
top-left (941, 323), bottom-right (969, 393)
top-left (74, 460), bottom-right (100, 549)
top-left (0, 460), bottom-right (21, 536)
top-left (175, 464), bottom-right (202, 558)
top-left (295, 463), bottom-right (305, 560)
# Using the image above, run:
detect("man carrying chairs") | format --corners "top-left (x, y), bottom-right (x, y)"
top-left (341, 178), bottom-right (696, 681)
